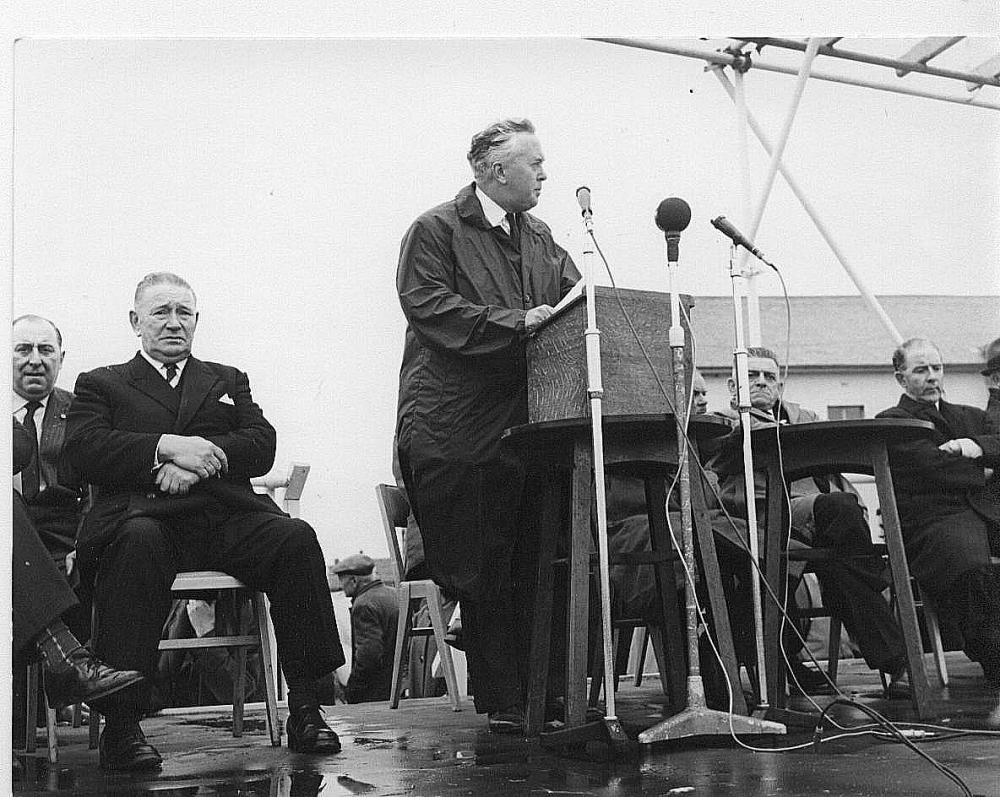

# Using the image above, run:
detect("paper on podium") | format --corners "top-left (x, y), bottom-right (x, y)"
top-left (550, 277), bottom-right (585, 318)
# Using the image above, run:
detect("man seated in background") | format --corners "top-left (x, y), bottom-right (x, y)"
top-left (65, 272), bottom-right (345, 770)
top-left (333, 554), bottom-right (399, 703)
top-left (982, 337), bottom-right (1000, 427)
top-left (876, 338), bottom-right (1000, 722)
top-left (13, 418), bottom-right (144, 733)
top-left (711, 347), bottom-right (908, 696)
top-left (12, 314), bottom-right (90, 639)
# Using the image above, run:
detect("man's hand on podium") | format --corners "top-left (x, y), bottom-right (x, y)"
top-left (525, 305), bottom-right (554, 334)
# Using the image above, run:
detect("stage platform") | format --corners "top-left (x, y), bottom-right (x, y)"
top-left (13, 653), bottom-right (1000, 797)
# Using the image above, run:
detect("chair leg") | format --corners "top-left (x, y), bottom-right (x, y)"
top-left (25, 663), bottom-right (39, 755)
top-left (390, 587), bottom-right (415, 709)
top-left (233, 612), bottom-right (247, 738)
top-left (826, 616), bottom-right (842, 685)
top-left (45, 703), bottom-right (59, 764)
top-left (922, 595), bottom-right (949, 687)
top-left (633, 626), bottom-right (650, 687)
top-left (89, 707), bottom-right (101, 749)
top-left (425, 589), bottom-right (462, 711)
top-left (254, 593), bottom-right (281, 747)
top-left (649, 627), bottom-right (672, 702)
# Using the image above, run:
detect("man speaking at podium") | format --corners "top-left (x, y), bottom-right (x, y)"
top-left (395, 118), bottom-right (579, 733)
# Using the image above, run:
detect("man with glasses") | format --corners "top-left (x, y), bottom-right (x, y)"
top-left (712, 347), bottom-right (908, 697)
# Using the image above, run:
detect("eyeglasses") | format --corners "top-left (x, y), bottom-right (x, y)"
top-left (747, 369), bottom-right (778, 383)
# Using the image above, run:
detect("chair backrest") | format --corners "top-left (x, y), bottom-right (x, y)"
top-left (252, 463), bottom-right (310, 518)
top-left (375, 483), bottom-right (411, 584)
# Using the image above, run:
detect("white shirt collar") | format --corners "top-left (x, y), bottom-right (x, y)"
top-left (140, 350), bottom-right (188, 382)
top-left (475, 184), bottom-right (509, 230)
top-left (12, 392), bottom-right (50, 415)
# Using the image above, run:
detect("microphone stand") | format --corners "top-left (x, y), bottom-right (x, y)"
top-left (638, 238), bottom-right (785, 744)
top-left (726, 244), bottom-right (787, 730)
top-left (541, 204), bottom-right (627, 754)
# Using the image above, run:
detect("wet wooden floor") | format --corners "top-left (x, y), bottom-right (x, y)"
top-left (13, 653), bottom-right (1000, 797)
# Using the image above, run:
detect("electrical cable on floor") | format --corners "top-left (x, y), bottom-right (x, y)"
top-left (585, 228), bottom-right (982, 795)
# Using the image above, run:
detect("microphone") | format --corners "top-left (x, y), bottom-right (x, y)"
top-left (654, 197), bottom-right (691, 263)
top-left (576, 186), bottom-right (593, 219)
top-left (710, 216), bottom-right (770, 263)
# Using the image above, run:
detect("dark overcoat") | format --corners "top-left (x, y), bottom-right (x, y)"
top-left (876, 394), bottom-right (1000, 593)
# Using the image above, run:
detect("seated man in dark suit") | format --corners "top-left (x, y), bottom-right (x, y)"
top-left (13, 418), bottom-right (144, 716)
top-left (711, 347), bottom-right (907, 695)
top-left (876, 337), bottom-right (1000, 723)
top-left (12, 314), bottom-right (90, 638)
top-left (65, 272), bottom-right (345, 770)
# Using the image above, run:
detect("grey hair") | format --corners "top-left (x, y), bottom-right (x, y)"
top-left (134, 272), bottom-right (197, 308)
top-left (892, 337), bottom-right (939, 372)
top-left (467, 118), bottom-right (535, 179)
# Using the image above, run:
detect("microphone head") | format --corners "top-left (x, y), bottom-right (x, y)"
top-left (576, 186), bottom-right (592, 215)
top-left (655, 197), bottom-right (691, 233)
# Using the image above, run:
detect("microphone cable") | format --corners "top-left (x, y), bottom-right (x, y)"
top-left (581, 220), bottom-right (988, 795)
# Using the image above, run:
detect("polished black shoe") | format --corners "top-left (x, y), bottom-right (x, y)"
top-left (44, 650), bottom-right (145, 711)
top-left (286, 705), bottom-right (342, 754)
top-left (487, 706), bottom-right (525, 735)
top-left (99, 723), bottom-right (163, 772)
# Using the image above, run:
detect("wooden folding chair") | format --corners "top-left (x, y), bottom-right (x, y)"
top-left (375, 483), bottom-right (461, 710)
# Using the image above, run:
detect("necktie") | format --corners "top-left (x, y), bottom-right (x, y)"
top-left (22, 400), bottom-right (42, 500)
top-left (164, 363), bottom-right (178, 387)
top-left (506, 212), bottom-right (520, 249)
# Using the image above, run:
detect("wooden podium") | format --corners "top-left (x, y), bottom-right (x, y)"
top-left (526, 286), bottom-right (694, 423)
top-left (507, 287), bottom-right (747, 737)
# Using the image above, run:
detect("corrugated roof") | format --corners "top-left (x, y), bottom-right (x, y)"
top-left (688, 295), bottom-right (999, 369)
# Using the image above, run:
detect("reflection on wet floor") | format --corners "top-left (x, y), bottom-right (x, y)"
top-left (11, 655), bottom-right (1000, 797)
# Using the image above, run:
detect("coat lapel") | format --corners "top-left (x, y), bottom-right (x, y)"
top-left (39, 388), bottom-right (71, 486)
top-left (898, 394), bottom-right (952, 436)
top-left (125, 354), bottom-right (181, 414)
top-left (174, 357), bottom-right (221, 433)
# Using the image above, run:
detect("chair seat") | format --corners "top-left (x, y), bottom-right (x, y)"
top-left (171, 571), bottom-right (248, 591)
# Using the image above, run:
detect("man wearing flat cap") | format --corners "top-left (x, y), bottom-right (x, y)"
top-left (982, 337), bottom-right (1000, 428)
top-left (334, 554), bottom-right (399, 703)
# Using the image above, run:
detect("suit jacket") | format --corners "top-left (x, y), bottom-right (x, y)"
top-left (65, 353), bottom-right (282, 587)
top-left (876, 394), bottom-right (1000, 528)
top-left (20, 386), bottom-right (89, 564)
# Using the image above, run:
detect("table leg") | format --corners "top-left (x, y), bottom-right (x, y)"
top-left (565, 439), bottom-right (594, 727)
top-left (690, 460), bottom-right (748, 716)
top-left (525, 462), bottom-right (563, 736)
top-left (644, 475), bottom-right (688, 711)
top-left (871, 443), bottom-right (933, 719)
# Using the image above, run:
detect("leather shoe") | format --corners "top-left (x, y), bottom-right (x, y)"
top-left (487, 706), bottom-right (525, 735)
top-left (99, 723), bottom-right (162, 771)
top-left (287, 705), bottom-right (341, 754)
top-left (44, 649), bottom-right (145, 711)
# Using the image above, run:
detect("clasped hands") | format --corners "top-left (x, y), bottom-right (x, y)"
top-left (938, 437), bottom-right (993, 479)
top-left (155, 434), bottom-right (229, 495)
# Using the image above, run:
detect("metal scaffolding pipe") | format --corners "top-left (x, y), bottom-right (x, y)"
top-left (742, 37), bottom-right (822, 276)
top-left (712, 68), bottom-right (905, 346)
top-left (592, 38), bottom-right (1000, 111)
top-left (741, 36), bottom-right (1000, 89)
top-left (732, 69), bottom-right (759, 345)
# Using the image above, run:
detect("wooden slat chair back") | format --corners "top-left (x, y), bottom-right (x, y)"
top-left (375, 483), bottom-right (461, 711)
top-left (89, 464), bottom-right (310, 750)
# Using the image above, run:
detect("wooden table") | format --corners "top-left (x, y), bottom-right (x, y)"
top-left (503, 413), bottom-right (744, 736)
top-left (749, 418), bottom-right (939, 719)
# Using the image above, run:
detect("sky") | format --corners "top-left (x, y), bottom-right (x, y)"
top-left (7, 34), bottom-right (1000, 562)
